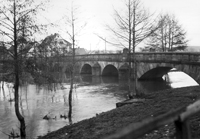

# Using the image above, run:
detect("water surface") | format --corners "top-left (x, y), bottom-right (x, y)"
top-left (0, 71), bottom-right (198, 138)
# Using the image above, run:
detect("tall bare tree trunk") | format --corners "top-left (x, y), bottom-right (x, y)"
top-left (13, 0), bottom-right (26, 138)
top-left (68, 9), bottom-right (75, 123)
top-left (132, 1), bottom-right (137, 97)
top-left (128, 0), bottom-right (132, 98)
top-left (68, 77), bottom-right (73, 124)
top-left (68, 56), bottom-right (74, 124)
top-left (68, 52), bottom-right (74, 122)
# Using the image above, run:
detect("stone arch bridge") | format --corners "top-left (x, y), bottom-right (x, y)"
top-left (52, 52), bottom-right (200, 83)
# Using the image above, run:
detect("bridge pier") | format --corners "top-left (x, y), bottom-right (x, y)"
top-left (92, 63), bottom-right (101, 76)
top-left (118, 63), bottom-right (129, 80)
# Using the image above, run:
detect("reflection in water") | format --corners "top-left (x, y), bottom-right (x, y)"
top-left (80, 75), bottom-right (93, 83)
top-left (138, 80), bottom-right (171, 93)
top-left (80, 75), bottom-right (119, 84)
top-left (102, 76), bottom-right (119, 84)
top-left (0, 81), bottom-right (126, 139)
top-left (0, 71), bottom-right (198, 138)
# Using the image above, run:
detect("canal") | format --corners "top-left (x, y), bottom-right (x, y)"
top-left (0, 71), bottom-right (198, 139)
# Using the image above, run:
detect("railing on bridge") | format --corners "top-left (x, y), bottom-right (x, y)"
top-left (2, 52), bottom-right (200, 64)
top-left (75, 54), bottom-right (123, 62)
top-left (104, 99), bottom-right (200, 139)
top-left (58, 52), bottom-right (200, 64)
top-left (134, 52), bottom-right (200, 64)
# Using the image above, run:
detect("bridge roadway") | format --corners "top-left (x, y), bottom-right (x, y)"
top-left (52, 52), bottom-right (200, 83)
top-left (70, 52), bottom-right (200, 64)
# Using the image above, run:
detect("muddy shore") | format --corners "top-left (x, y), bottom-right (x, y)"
top-left (38, 86), bottom-right (200, 139)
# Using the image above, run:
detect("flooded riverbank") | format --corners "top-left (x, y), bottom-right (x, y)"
top-left (39, 86), bottom-right (200, 139)
top-left (0, 71), bottom-right (198, 138)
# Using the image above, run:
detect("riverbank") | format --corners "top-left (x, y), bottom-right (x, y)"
top-left (38, 86), bottom-right (200, 139)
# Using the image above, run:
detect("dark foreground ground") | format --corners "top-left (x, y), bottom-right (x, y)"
top-left (38, 86), bottom-right (200, 139)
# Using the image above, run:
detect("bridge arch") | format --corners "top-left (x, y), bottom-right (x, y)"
top-left (102, 64), bottom-right (118, 77)
top-left (137, 62), bottom-right (200, 83)
top-left (80, 63), bottom-right (92, 75)
top-left (139, 67), bottom-right (172, 80)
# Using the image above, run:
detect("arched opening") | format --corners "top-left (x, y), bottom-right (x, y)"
top-left (139, 67), bottom-right (172, 81)
top-left (139, 67), bottom-right (199, 88)
top-left (80, 64), bottom-right (92, 75)
top-left (166, 68), bottom-right (198, 88)
top-left (102, 65), bottom-right (118, 77)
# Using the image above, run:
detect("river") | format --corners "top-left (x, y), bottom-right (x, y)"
top-left (0, 71), bottom-right (198, 139)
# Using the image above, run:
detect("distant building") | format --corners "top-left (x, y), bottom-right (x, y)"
top-left (75, 47), bottom-right (87, 55)
top-left (36, 33), bottom-right (72, 56)
top-left (185, 46), bottom-right (200, 52)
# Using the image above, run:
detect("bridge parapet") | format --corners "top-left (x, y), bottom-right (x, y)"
top-left (71, 52), bottom-right (200, 64)
top-left (58, 54), bottom-right (123, 62)
top-left (134, 52), bottom-right (200, 64)
top-left (11, 52), bottom-right (200, 66)
top-left (75, 54), bottom-right (123, 62)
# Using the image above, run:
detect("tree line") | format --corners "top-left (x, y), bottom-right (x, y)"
top-left (105, 0), bottom-right (188, 98)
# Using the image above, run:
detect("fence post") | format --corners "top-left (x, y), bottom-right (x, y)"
top-left (174, 118), bottom-right (191, 139)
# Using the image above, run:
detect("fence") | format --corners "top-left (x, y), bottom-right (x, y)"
top-left (104, 99), bottom-right (200, 139)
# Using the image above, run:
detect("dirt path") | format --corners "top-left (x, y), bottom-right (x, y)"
top-left (38, 86), bottom-right (200, 139)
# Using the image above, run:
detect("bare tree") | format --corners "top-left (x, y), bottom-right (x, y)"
top-left (67, 5), bottom-right (75, 122)
top-left (145, 14), bottom-right (188, 52)
top-left (0, 0), bottom-right (46, 138)
top-left (107, 0), bottom-right (158, 97)
top-left (62, 1), bottom-right (87, 123)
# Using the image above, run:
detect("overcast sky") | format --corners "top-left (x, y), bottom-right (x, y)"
top-left (43, 0), bottom-right (200, 51)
